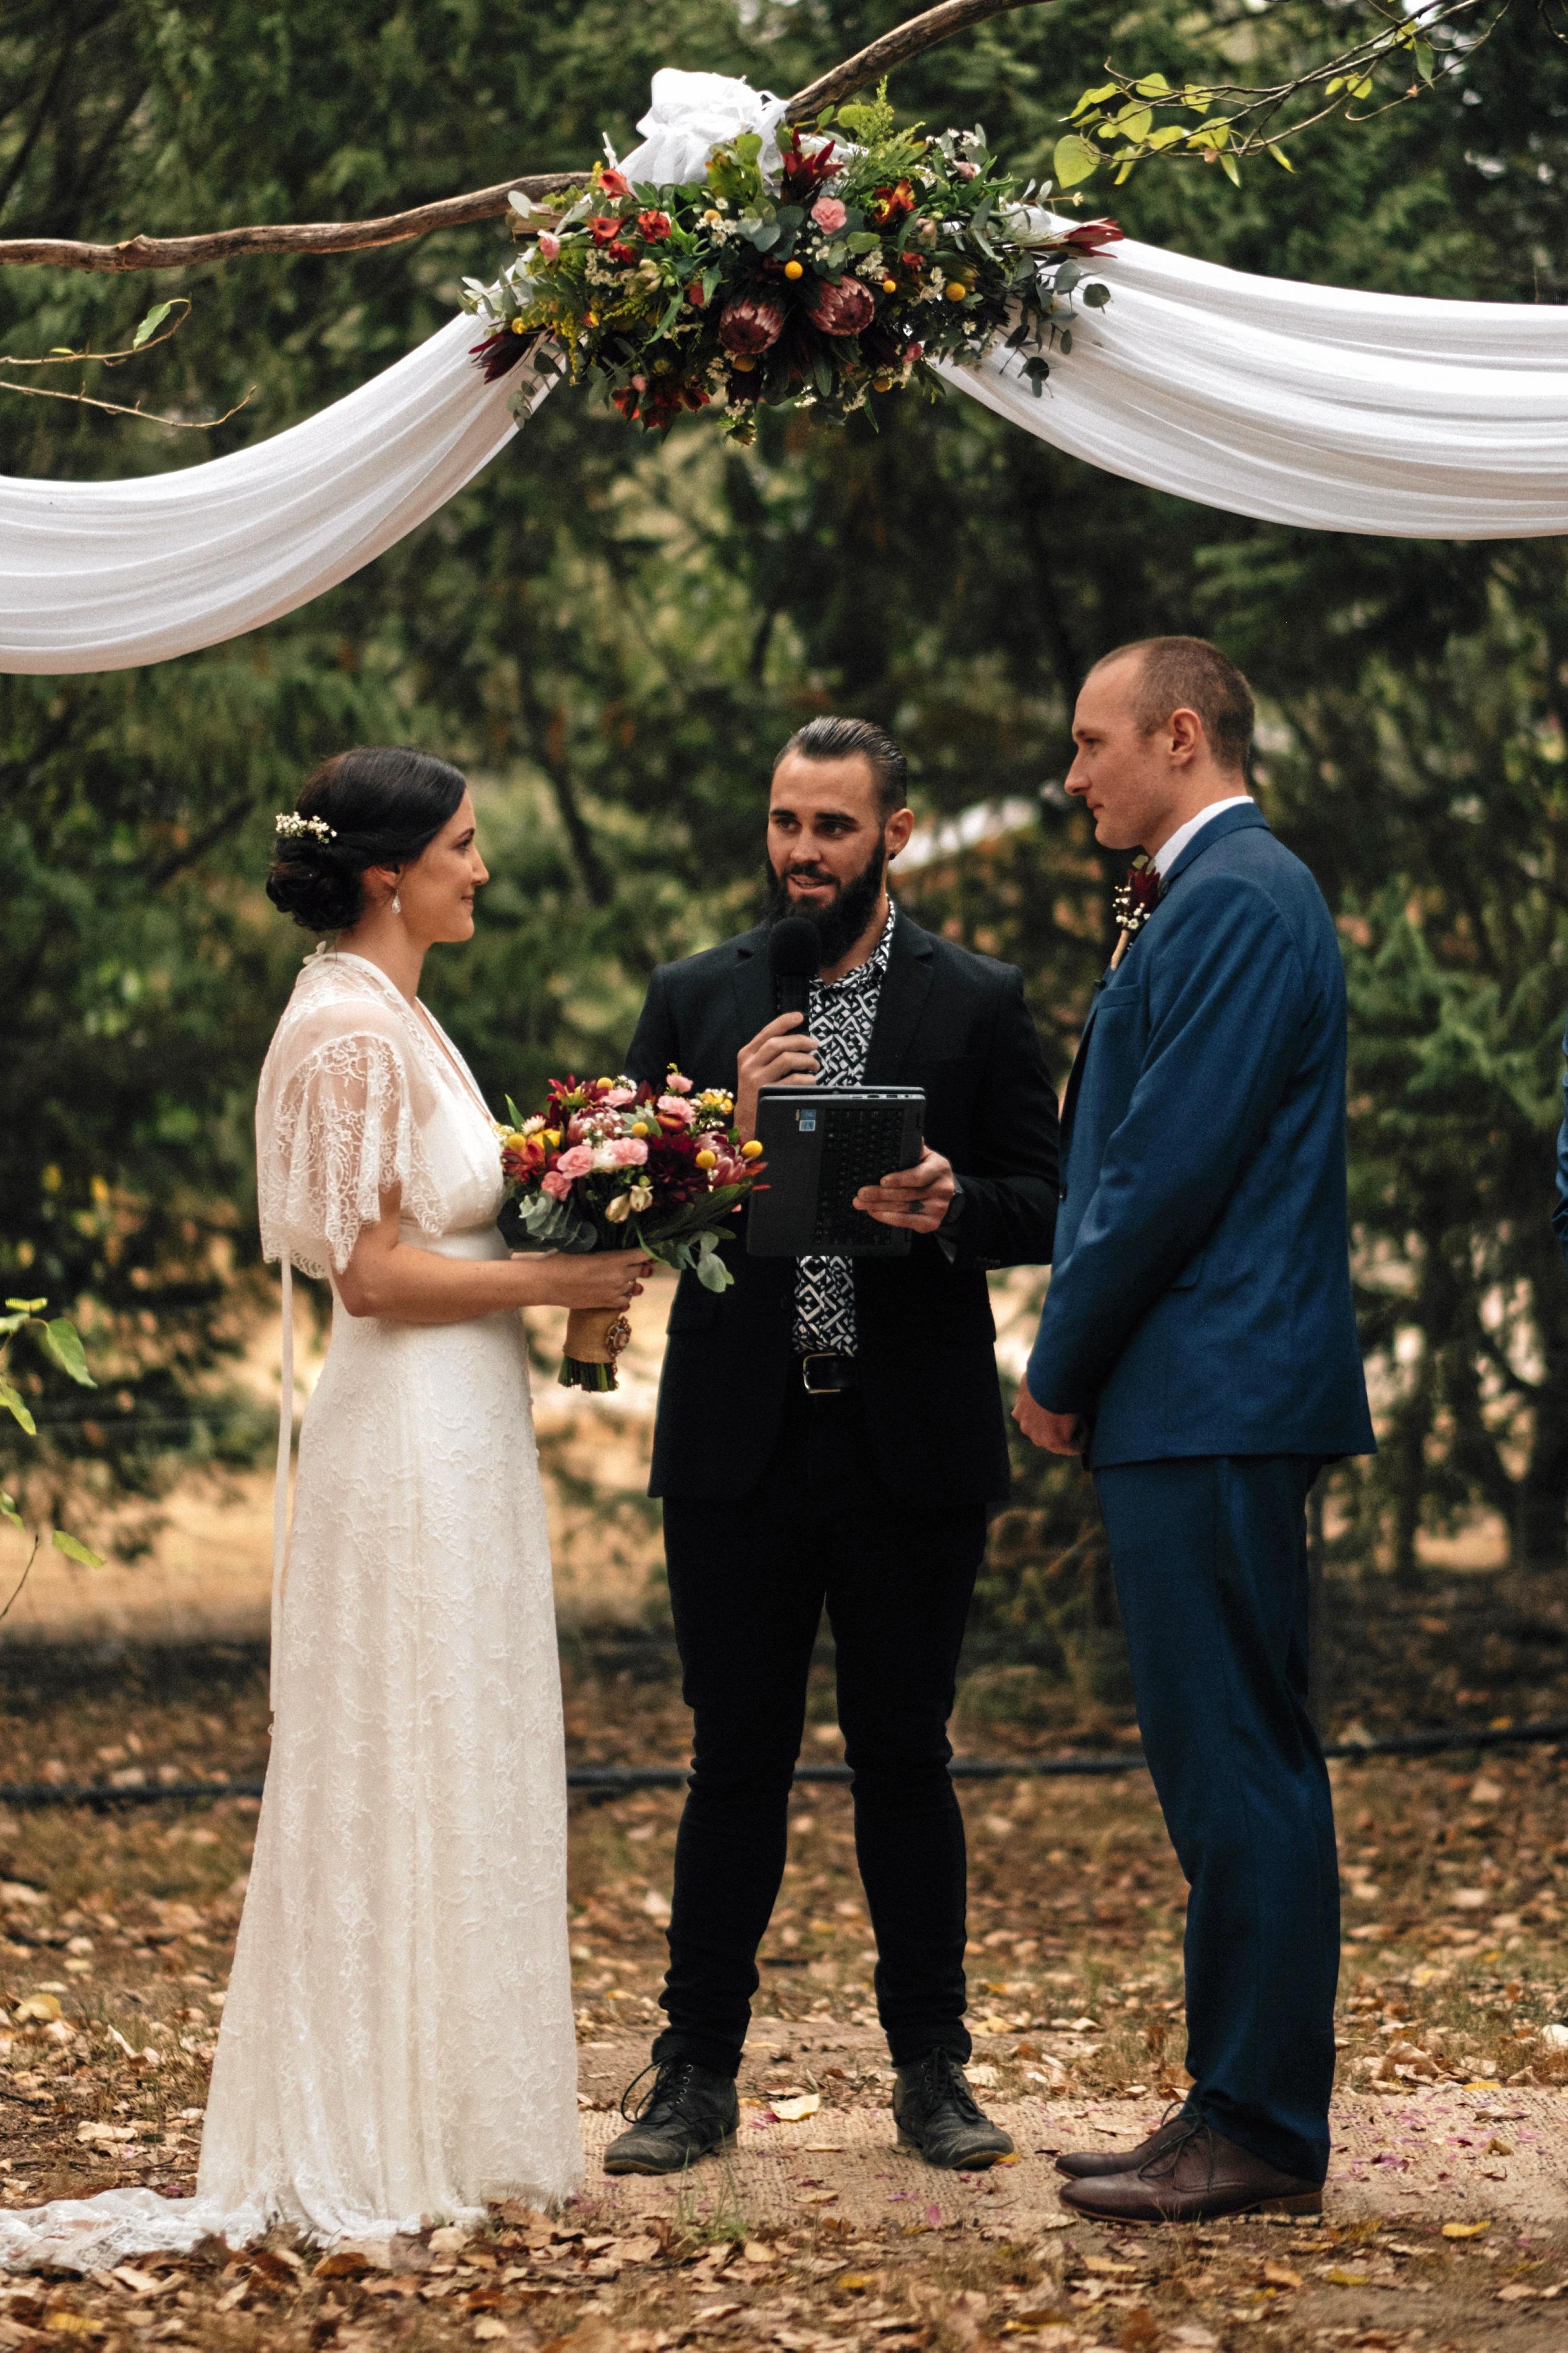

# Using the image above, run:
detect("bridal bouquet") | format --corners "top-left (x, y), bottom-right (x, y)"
top-left (497, 1070), bottom-right (765, 1390)
top-left (465, 83), bottom-right (1118, 438)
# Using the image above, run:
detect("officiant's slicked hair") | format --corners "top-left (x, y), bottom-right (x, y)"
top-left (774, 716), bottom-right (909, 821)
top-left (1097, 636), bottom-right (1255, 776)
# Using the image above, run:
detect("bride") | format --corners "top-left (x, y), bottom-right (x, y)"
top-left (0, 746), bottom-right (650, 2265)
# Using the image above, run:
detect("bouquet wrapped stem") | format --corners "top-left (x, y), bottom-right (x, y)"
top-left (496, 1069), bottom-right (767, 1393)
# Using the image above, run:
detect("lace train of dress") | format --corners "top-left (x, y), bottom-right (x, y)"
top-left (0, 953), bottom-right (581, 2270)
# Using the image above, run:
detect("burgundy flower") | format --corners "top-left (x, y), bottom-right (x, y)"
top-left (807, 276), bottom-right (875, 337)
top-left (1063, 217), bottom-right (1124, 256)
top-left (719, 294), bottom-right (786, 357)
top-left (607, 239), bottom-right (636, 266)
top-left (470, 329), bottom-right (532, 383)
top-left (780, 129), bottom-right (839, 196)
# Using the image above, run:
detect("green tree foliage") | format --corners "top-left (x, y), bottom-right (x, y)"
top-left (4, 0), bottom-right (1568, 1579)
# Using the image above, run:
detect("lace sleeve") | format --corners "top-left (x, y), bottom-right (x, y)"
top-left (255, 1028), bottom-right (444, 1278)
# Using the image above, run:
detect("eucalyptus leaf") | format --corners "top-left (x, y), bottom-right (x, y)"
top-left (0, 1381), bottom-right (36, 1437)
top-left (1081, 282), bottom-right (1111, 309)
top-left (41, 1319), bottom-right (94, 1387)
top-left (52, 1529), bottom-right (104, 1569)
top-left (132, 300), bottom-right (175, 349)
top-left (1053, 135), bottom-right (1100, 189)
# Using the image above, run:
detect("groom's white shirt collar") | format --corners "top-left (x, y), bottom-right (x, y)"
top-left (1152, 795), bottom-right (1255, 881)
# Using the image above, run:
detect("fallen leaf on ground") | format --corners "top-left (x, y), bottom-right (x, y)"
top-left (771, 2093), bottom-right (820, 2121)
top-left (1442, 2220), bottom-right (1492, 2239)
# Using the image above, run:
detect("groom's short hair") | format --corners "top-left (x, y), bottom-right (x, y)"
top-left (1095, 636), bottom-right (1255, 775)
top-left (774, 716), bottom-right (909, 819)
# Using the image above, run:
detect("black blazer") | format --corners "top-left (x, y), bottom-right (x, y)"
top-left (625, 911), bottom-right (1060, 1505)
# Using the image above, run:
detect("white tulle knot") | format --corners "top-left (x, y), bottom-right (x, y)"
top-left (618, 68), bottom-right (790, 188)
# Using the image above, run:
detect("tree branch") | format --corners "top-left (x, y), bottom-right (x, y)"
top-left (0, 0), bottom-right (1058, 274)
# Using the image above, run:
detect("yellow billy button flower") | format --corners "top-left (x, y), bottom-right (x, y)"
top-left (881, 277), bottom-right (898, 294)
top-left (694, 1149), bottom-right (719, 1172)
top-left (731, 354), bottom-right (757, 373)
top-left (944, 280), bottom-right (968, 302)
top-left (783, 260), bottom-right (804, 281)
top-left (630, 1121), bottom-right (651, 1138)
top-left (511, 317), bottom-right (528, 334)
top-left (741, 1139), bottom-right (764, 1160)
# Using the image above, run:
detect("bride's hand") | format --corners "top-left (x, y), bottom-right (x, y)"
top-left (531, 1254), bottom-right (654, 1312)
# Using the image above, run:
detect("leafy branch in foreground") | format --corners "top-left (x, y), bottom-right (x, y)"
top-left (1, 1291), bottom-right (104, 1615)
top-left (1055, 0), bottom-right (1553, 188)
top-left (0, 297), bottom-right (255, 428)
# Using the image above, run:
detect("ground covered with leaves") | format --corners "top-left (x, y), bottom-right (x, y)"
top-left (0, 1634), bottom-right (1562, 2349)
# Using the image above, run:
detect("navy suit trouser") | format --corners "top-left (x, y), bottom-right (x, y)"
top-left (1092, 1454), bottom-right (1339, 2186)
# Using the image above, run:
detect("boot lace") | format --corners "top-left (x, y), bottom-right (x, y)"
top-left (619, 2059), bottom-right (701, 2129)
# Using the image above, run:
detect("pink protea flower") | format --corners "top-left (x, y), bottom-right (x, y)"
top-left (808, 276), bottom-right (875, 337)
top-left (811, 195), bottom-right (848, 233)
top-left (718, 294), bottom-right (785, 357)
top-left (556, 1144), bottom-right (594, 1180)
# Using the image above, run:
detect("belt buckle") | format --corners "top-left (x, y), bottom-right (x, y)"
top-left (801, 1353), bottom-right (840, 1396)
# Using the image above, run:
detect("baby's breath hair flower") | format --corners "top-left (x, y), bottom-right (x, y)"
top-left (274, 811), bottom-right (337, 843)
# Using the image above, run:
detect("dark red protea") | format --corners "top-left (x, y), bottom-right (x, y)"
top-left (1063, 217), bottom-right (1123, 256)
top-left (719, 294), bottom-right (786, 357)
top-left (807, 276), bottom-right (875, 337)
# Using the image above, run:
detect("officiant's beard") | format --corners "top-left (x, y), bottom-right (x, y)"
top-left (765, 839), bottom-right (888, 969)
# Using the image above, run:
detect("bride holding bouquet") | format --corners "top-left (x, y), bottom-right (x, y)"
top-left (0, 746), bottom-right (647, 2265)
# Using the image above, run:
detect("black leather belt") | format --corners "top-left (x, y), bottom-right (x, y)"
top-left (799, 1352), bottom-right (859, 1395)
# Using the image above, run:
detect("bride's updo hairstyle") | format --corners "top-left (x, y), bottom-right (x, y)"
top-left (266, 746), bottom-right (467, 934)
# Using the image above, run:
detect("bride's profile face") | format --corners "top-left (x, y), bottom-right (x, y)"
top-left (400, 790), bottom-right (489, 943)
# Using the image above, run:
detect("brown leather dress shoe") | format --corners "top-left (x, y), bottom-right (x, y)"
top-left (1055, 2105), bottom-right (1192, 2181)
top-left (1057, 2119), bottom-right (1323, 2224)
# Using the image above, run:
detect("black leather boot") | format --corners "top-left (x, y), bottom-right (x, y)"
top-left (893, 2048), bottom-right (1014, 2170)
top-left (602, 2057), bottom-right (740, 2175)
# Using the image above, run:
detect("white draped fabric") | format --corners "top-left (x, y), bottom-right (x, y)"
top-left (3, 67), bottom-right (1568, 676)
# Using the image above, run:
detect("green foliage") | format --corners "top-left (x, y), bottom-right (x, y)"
top-left (0, 1293), bottom-right (104, 1576)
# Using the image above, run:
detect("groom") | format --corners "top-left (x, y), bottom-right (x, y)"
top-left (1016, 637), bottom-right (1373, 2222)
top-left (605, 715), bottom-right (1059, 2174)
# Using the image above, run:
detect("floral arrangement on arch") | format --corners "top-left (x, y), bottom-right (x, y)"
top-left (464, 84), bottom-right (1119, 437)
top-left (497, 1069), bottom-right (765, 1389)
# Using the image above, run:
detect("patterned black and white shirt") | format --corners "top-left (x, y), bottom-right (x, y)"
top-left (792, 902), bottom-right (898, 1358)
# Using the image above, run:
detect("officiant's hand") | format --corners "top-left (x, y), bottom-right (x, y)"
top-left (854, 1145), bottom-right (956, 1233)
top-left (1013, 1385), bottom-right (1085, 1456)
top-left (735, 1010), bottom-right (820, 1142)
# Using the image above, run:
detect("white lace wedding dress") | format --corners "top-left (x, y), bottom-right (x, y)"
top-left (0, 948), bottom-right (581, 2268)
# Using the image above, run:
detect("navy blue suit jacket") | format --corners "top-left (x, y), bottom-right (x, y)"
top-left (1026, 803), bottom-right (1374, 1469)
top-left (1552, 1010), bottom-right (1568, 1269)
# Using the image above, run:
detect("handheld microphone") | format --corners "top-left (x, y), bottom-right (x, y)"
top-left (767, 916), bottom-right (821, 1025)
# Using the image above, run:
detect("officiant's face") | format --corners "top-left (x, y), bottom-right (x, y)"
top-left (767, 753), bottom-right (900, 911)
top-left (1066, 656), bottom-right (1194, 855)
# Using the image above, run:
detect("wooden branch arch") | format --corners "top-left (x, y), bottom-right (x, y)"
top-left (0, 0), bottom-right (1051, 276)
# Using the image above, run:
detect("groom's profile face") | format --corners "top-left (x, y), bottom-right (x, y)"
top-left (1066, 654), bottom-right (1196, 856)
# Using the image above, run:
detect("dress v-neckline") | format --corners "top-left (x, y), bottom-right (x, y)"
top-left (322, 949), bottom-right (493, 1126)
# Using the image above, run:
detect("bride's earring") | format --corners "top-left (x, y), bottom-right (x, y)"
top-left (391, 887), bottom-right (402, 916)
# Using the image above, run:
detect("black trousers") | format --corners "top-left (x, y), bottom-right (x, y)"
top-left (652, 1382), bottom-right (986, 2076)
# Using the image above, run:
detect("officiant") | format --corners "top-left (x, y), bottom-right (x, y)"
top-left (605, 717), bottom-right (1059, 2177)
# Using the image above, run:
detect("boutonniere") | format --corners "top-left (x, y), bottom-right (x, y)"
top-left (1109, 853), bottom-right (1162, 970)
